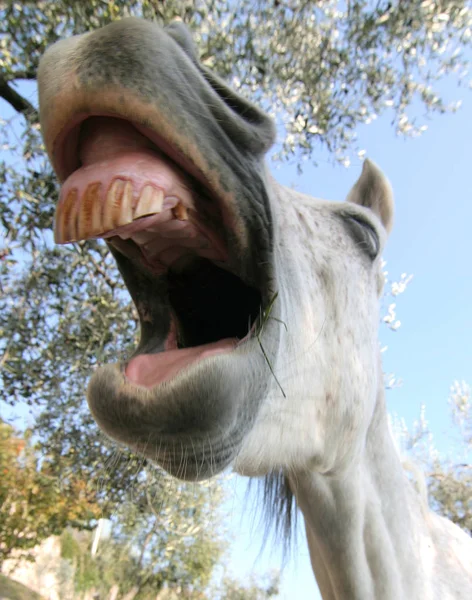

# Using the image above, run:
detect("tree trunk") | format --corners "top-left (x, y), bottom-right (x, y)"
top-left (121, 586), bottom-right (140, 600)
top-left (107, 584), bottom-right (120, 600)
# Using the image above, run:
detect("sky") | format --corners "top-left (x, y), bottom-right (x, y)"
top-left (222, 86), bottom-right (472, 598)
top-left (2, 67), bottom-right (471, 600)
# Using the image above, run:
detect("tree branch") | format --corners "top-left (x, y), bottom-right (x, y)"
top-left (0, 75), bottom-right (38, 122)
top-left (6, 70), bottom-right (37, 81)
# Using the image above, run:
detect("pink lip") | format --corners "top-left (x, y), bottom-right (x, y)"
top-left (125, 338), bottom-right (239, 389)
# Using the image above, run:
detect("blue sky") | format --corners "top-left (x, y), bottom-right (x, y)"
top-left (224, 87), bottom-right (472, 598)
top-left (2, 73), bottom-right (471, 598)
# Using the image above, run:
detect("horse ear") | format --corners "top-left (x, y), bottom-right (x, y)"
top-left (347, 159), bottom-right (394, 234)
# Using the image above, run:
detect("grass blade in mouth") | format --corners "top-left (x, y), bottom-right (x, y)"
top-left (255, 292), bottom-right (287, 398)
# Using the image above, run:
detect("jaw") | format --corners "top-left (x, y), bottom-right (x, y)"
top-left (87, 240), bottom-right (277, 481)
top-left (87, 341), bottom-right (271, 481)
top-left (38, 18), bottom-right (278, 481)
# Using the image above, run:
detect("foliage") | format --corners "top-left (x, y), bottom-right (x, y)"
top-left (56, 502), bottom-right (277, 600)
top-left (92, 475), bottom-right (226, 598)
top-left (57, 504), bottom-right (221, 599)
top-left (380, 264), bottom-right (413, 389)
top-left (0, 420), bottom-right (101, 566)
top-left (428, 461), bottom-right (472, 534)
top-left (212, 573), bottom-right (280, 599)
top-left (1, 1), bottom-right (471, 163)
top-left (428, 381), bottom-right (472, 533)
top-left (393, 381), bottom-right (472, 534)
top-left (57, 454), bottom-right (227, 598)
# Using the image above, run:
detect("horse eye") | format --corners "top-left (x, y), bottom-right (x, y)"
top-left (344, 215), bottom-right (380, 259)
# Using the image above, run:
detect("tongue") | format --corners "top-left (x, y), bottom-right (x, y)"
top-left (125, 339), bottom-right (237, 388)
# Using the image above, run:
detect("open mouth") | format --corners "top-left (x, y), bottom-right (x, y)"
top-left (38, 17), bottom-right (279, 479)
top-left (55, 116), bottom-right (264, 389)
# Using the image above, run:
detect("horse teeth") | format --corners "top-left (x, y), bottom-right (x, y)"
top-left (55, 188), bottom-right (79, 244)
top-left (77, 182), bottom-right (102, 240)
top-left (134, 185), bottom-right (163, 219)
top-left (55, 181), bottom-right (188, 245)
top-left (54, 195), bottom-right (66, 243)
top-left (103, 178), bottom-right (133, 231)
top-left (172, 202), bottom-right (188, 221)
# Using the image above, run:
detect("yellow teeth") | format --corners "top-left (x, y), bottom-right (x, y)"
top-left (54, 179), bottom-right (189, 244)
top-left (172, 203), bottom-right (188, 221)
top-left (134, 185), bottom-right (164, 219)
top-left (55, 188), bottom-right (79, 243)
top-left (102, 179), bottom-right (133, 232)
top-left (77, 183), bottom-right (102, 240)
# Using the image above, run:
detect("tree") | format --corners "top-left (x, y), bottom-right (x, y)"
top-left (58, 477), bottom-right (225, 600)
top-left (0, 419), bottom-right (101, 567)
top-left (0, 0), bottom-right (470, 589)
top-left (212, 573), bottom-right (280, 600)
top-left (55, 492), bottom-right (278, 600)
top-left (1, 1), bottom-right (471, 161)
top-left (392, 381), bottom-right (472, 535)
top-left (428, 381), bottom-right (471, 533)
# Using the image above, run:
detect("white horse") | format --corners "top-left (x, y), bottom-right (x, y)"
top-left (38, 18), bottom-right (472, 599)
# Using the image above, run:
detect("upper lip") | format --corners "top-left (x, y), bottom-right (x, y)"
top-left (53, 113), bottom-right (217, 195)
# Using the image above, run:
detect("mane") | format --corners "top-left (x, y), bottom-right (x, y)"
top-left (260, 471), bottom-right (297, 554)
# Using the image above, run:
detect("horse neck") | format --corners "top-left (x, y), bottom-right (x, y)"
top-left (290, 384), bottom-right (431, 600)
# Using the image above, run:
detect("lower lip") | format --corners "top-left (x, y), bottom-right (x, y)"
top-left (124, 338), bottom-right (239, 389)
